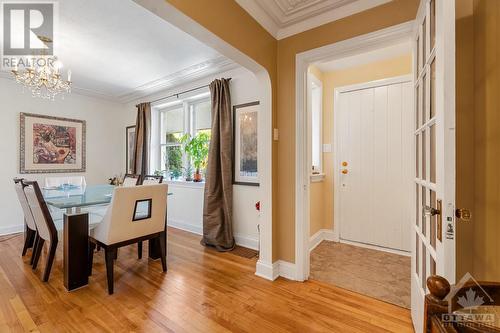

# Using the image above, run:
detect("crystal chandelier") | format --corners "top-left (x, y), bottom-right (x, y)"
top-left (11, 37), bottom-right (72, 100)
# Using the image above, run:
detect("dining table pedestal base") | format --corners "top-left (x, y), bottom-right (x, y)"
top-left (64, 212), bottom-right (89, 291)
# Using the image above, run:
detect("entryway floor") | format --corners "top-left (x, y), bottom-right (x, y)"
top-left (310, 241), bottom-right (411, 308)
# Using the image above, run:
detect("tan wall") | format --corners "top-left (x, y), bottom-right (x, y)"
top-left (471, 0), bottom-right (500, 281)
top-left (455, 0), bottom-right (476, 280)
top-left (309, 55), bottom-right (412, 238)
top-left (164, 0), bottom-right (419, 262)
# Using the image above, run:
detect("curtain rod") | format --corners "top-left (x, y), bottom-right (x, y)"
top-left (141, 78), bottom-right (232, 106)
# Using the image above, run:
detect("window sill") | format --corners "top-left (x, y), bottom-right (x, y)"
top-left (165, 179), bottom-right (205, 189)
top-left (310, 173), bottom-right (325, 183)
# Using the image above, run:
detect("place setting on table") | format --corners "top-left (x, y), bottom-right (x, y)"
top-left (15, 174), bottom-right (171, 294)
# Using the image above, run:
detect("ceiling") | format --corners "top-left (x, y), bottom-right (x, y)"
top-left (235, 0), bottom-right (391, 39)
top-left (315, 40), bottom-right (411, 72)
top-left (1, 0), bottom-right (236, 103)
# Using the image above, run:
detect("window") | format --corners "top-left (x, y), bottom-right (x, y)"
top-left (155, 94), bottom-right (211, 180)
top-left (309, 72), bottom-right (323, 176)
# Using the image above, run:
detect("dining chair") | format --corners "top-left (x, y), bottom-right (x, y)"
top-left (136, 175), bottom-right (164, 258)
top-left (141, 175), bottom-right (163, 185)
top-left (13, 178), bottom-right (37, 259)
top-left (88, 184), bottom-right (168, 294)
top-left (22, 180), bottom-right (59, 282)
top-left (123, 174), bottom-right (141, 187)
top-left (45, 176), bottom-right (87, 188)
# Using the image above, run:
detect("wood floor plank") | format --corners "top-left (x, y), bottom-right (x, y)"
top-left (0, 228), bottom-right (414, 332)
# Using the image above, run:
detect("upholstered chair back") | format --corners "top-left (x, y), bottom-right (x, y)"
top-left (45, 176), bottom-right (87, 188)
top-left (142, 175), bottom-right (163, 185)
top-left (23, 181), bottom-right (57, 242)
top-left (14, 179), bottom-right (37, 231)
top-left (122, 174), bottom-right (141, 187)
top-left (92, 184), bottom-right (168, 245)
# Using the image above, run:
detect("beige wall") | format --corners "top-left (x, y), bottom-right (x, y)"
top-left (308, 55), bottom-right (413, 238)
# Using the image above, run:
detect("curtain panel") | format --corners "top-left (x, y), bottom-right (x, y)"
top-left (202, 78), bottom-right (235, 251)
top-left (132, 102), bottom-right (151, 177)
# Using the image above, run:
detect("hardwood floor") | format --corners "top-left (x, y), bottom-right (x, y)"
top-left (0, 228), bottom-right (414, 332)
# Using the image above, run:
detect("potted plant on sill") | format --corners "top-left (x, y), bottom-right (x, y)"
top-left (180, 132), bottom-right (210, 182)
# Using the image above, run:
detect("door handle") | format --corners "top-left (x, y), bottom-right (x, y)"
top-left (341, 169), bottom-right (348, 174)
top-left (423, 205), bottom-right (441, 217)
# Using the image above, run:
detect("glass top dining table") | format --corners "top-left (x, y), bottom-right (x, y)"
top-left (42, 184), bottom-right (115, 210)
top-left (42, 184), bottom-right (173, 210)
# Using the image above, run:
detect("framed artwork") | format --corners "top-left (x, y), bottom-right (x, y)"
top-left (233, 101), bottom-right (259, 186)
top-left (126, 125), bottom-right (136, 174)
top-left (20, 113), bottom-right (86, 173)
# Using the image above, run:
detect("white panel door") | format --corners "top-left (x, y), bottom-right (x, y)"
top-left (337, 78), bottom-right (413, 252)
top-left (411, 0), bottom-right (456, 332)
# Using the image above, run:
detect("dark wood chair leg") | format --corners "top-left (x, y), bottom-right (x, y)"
top-left (114, 248), bottom-right (118, 260)
top-left (96, 245), bottom-right (101, 251)
top-left (32, 238), bottom-right (45, 270)
top-left (88, 242), bottom-right (96, 276)
top-left (104, 248), bottom-right (116, 295)
top-left (137, 241), bottom-right (142, 259)
top-left (159, 233), bottom-right (167, 272)
top-left (42, 240), bottom-right (58, 282)
top-left (22, 228), bottom-right (36, 256)
top-left (30, 234), bottom-right (39, 265)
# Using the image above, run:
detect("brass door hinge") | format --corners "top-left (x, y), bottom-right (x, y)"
top-left (455, 208), bottom-right (472, 222)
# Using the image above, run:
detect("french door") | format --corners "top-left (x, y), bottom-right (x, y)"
top-left (411, 0), bottom-right (456, 332)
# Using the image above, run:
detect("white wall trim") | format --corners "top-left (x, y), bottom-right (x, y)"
top-left (235, 0), bottom-right (391, 40)
top-left (0, 224), bottom-right (24, 236)
top-left (339, 239), bottom-right (411, 257)
top-left (168, 220), bottom-right (259, 251)
top-left (276, 260), bottom-right (297, 280)
top-left (256, 260), bottom-right (276, 280)
top-left (295, 21), bottom-right (414, 282)
top-left (309, 228), bottom-right (336, 252)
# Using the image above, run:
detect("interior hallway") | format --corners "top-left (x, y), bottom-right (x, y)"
top-left (310, 241), bottom-right (411, 308)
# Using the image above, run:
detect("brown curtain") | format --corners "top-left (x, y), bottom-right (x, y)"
top-left (202, 78), bottom-right (235, 251)
top-left (132, 102), bottom-right (151, 177)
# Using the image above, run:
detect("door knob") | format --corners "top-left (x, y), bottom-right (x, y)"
top-left (423, 205), bottom-right (441, 217)
top-left (341, 169), bottom-right (348, 174)
top-left (342, 161), bottom-right (348, 167)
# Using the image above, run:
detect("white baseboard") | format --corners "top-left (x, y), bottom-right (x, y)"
top-left (309, 229), bottom-right (336, 252)
top-left (256, 260), bottom-right (275, 280)
top-left (276, 260), bottom-right (297, 280)
top-left (167, 219), bottom-right (203, 235)
top-left (233, 234), bottom-right (259, 251)
top-left (168, 219), bottom-right (259, 250)
top-left (255, 260), bottom-right (297, 281)
top-left (0, 224), bottom-right (24, 236)
top-left (339, 238), bottom-right (411, 257)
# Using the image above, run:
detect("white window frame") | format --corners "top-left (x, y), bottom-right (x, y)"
top-left (152, 94), bottom-right (211, 180)
top-left (308, 72), bottom-right (324, 182)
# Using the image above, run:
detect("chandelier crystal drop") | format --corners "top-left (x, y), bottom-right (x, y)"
top-left (11, 37), bottom-right (72, 100)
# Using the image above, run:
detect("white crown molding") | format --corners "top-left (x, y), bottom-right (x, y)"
top-left (117, 56), bottom-right (238, 103)
top-left (1, 56), bottom-right (238, 104)
top-left (236, 0), bottom-right (391, 39)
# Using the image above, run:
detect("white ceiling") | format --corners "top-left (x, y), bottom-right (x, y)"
top-left (1, 0), bottom-right (237, 102)
top-left (315, 40), bottom-right (411, 72)
top-left (235, 0), bottom-right (391, 39)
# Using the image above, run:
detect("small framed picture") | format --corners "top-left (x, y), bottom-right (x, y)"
top-left (20, 113), bottom-right (86, 173)
top-left (233, 101), bottom-right (259, 186)
top-left (126, 125), bottom-right (136, 174)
